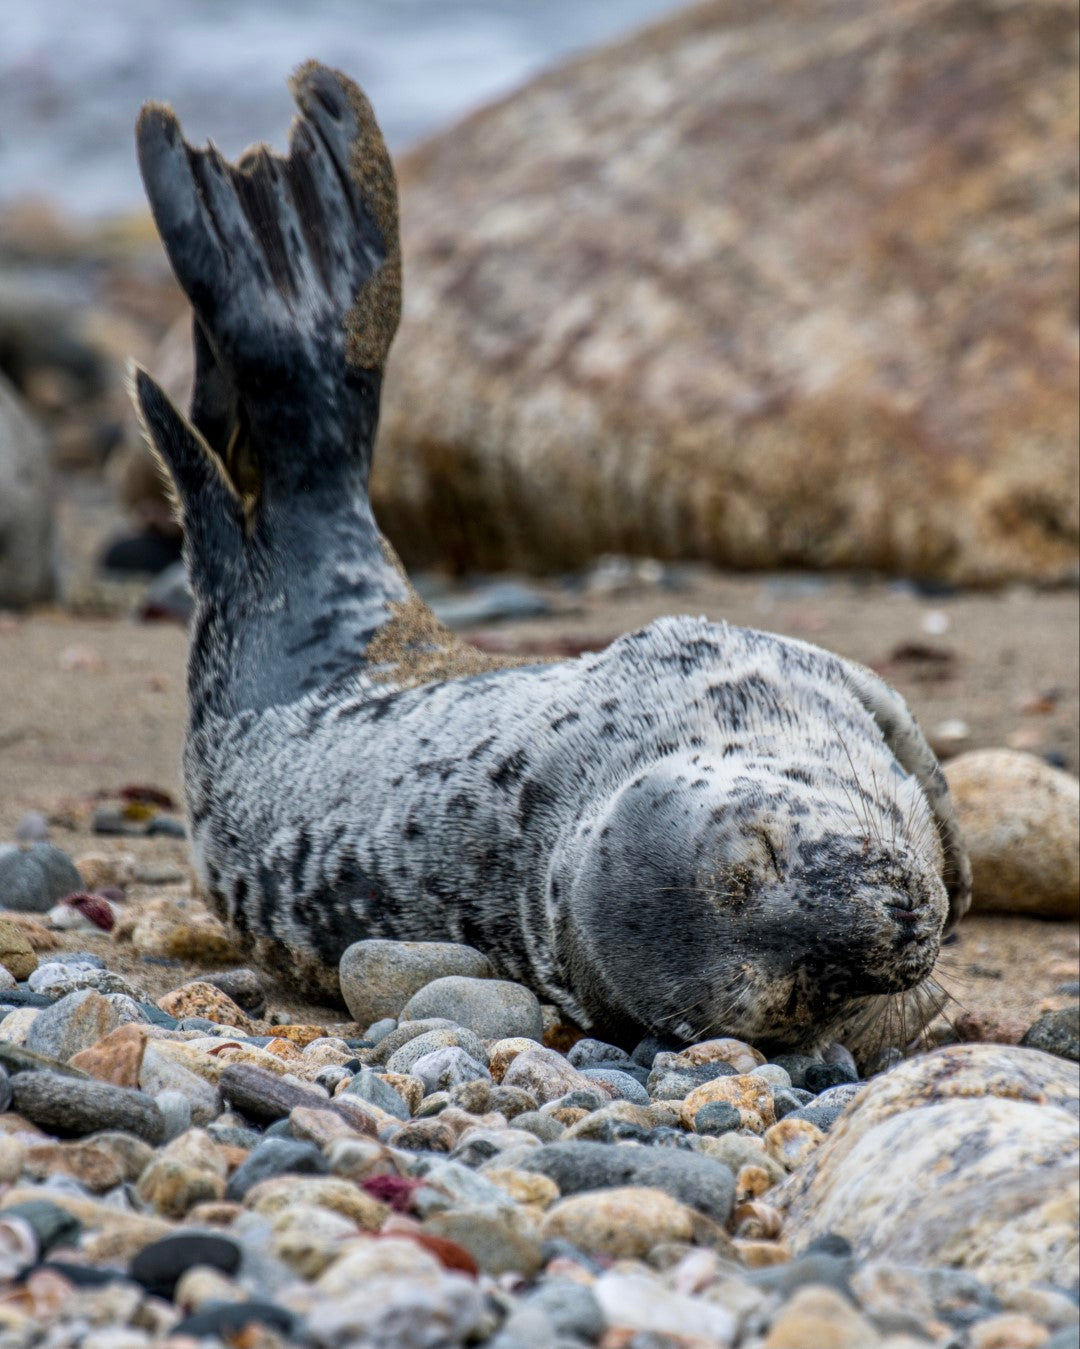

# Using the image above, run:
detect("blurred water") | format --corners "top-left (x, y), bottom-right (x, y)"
top-left (1, 0), bottom-right (678, 219)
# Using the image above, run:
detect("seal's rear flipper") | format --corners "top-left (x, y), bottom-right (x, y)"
top-left (134, 62), bottom-right (400, 514)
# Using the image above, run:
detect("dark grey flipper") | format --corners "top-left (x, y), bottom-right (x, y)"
top-left (134, 62), bottom-right (399, 506)
top-left (132, 64), bottom-right (410, 715)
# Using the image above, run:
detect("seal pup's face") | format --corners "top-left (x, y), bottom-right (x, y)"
top-left (554, 755), bottom-right (950, 1053)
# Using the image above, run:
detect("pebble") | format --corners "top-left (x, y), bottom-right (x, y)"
top-left (694, 1100), bottom-right (743, 1136)
top-left (139, 1046), bottom-right (221, 1125)
top-left (501, 1045), bottom-right (598, 1104)
top-left (338, 938), bottom-right (493, 1025)
top-left (342, 1067), bottom-right (411, 1118)
top-left (27, 961), bottom-right (142, 1000)
top-left (24, 988), bottom-right (121, 1062)
top-left (519, 1139), bottom-right (735, 1224)
top-left (578, 1067), bottom-right (650, 1103)
top-left (23, 1139), bottom-right (126, 1192)
top-left (226, 1137), bottom-right (329, 1200)
top-left (364, 1016), bottom-right (398, 1044)
top-left (804, 1060), bottom-right (859, 1092)
top-left (129, 1230), bottom-right (241, 1299)
top-left (541, 1186), bottom-right (697, 1258)
top-left (156, 980), bottom-right (254, 1032)
top-left (202, 966), bottom-right (267, 1018)
top-left (410, 1045), bottom-right (492, 1093)
top-left (423, 1205), bottom-right (543, 1275)
top-left (14, 813), bottom-right (49, 844)
top-left (11, 1069), bottom-right (165, 1143)
top-left (592, 1269), bottom-right (736, 1343)
top-left (384, 1025), bottom-right (489, 1075)
top-left (400, 974), bottom-right (544, 1041)
top-left (0, 843), bottom-right (83, 913)
top-left (764, 1117), bottom-right (827, 1169)
top-left (218, 1062), bottom-right (369, 1130)
top-left (762, 1284), bottom-right (881, 1348)
top-left (0, 918), bottom-right (38, 981)
top-left (1021, 1006), bottom-right (1079, 1063)
top-left (566, 1037), bottom-right (631, 1069)
top-left (682, 1072), bottom-right (776, 1130)
top-left (674, 1037), bottom-right (766, 1073)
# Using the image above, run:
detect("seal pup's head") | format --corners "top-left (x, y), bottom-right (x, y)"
top-left (551, 750), bottom-right (951, 1054)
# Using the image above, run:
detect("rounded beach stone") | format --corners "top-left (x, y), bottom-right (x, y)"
top-left (11, 1070), bottom-right (165, 1143)
top-left (681, 1073), bottom-right (776, 1130)
top-left (579, 1068), bottom-right (650, 1104)
top-left (519, 1138), bottom-right (735, 1225)
top-left (0, 920), bottom-right (37, 982)
top-left (500, 1045), bottom-right (596, 1105)
top-left (944, 749), bottom-right (1079, 918)
top-left (409, 1046), bottom-right (491, 1094)
top-left (24, 989), bottom-right (121, 1063)
top-left (0, 845), bottom-right (82, 914)
top-left (694, 1101), bottom-right (742, 1137)
top-left (762, 1284), bottom-right (880, 1349)
top-left (649, 1060), bottom-right (736, 1101)
top-left (674, 1038), bottom-right (766, 1073)
top-left (129, 1231), bottom-right (241, 1299)
top-left (202, 967), bottom-right (267, 1017)
top-left (383, 1026), bottom-right (489, 1075)
top-left (1021, 1006), bottom-right (1079, 1064)
top-left (156, 982), bottom-right (254, 1032)
top-left (567, 1038), bottom-right (631, 1069)
top-left (764, 1117), bottom-right (827, 1170)
top-left (339, 940), bottom-right (493, 1025)
top-left (400, 975), bottom-right (543, 1041)
top-left (779, 1044), bottom-right (1080, 1291)
top-left (541, 1186), bottom-right (696, 1259)
top-left (341, 1068), bottom-right (410, 1118)
top-left (423, 1205), bottom-right (543, 1275)
top-left (226, 1137), bottom-right (330, 1201)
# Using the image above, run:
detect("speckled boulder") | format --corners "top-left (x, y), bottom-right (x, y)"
top-left (370, 0), bottom-right (1079, 586)
top-left (779, 1044), bottom-right (1079, 1290)
top-left (944, 750), bottom-right (1079, 918)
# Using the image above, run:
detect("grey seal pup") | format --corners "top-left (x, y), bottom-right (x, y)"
top-left (132, 63), bottom-right (971, 1052)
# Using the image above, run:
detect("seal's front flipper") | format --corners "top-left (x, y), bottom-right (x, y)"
top-left (135, 63), bottom-right (400, 509)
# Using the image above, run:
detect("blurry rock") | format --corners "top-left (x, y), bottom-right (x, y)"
top-left (430, 581), bottom-right (552, 628)
top-left (137, 560), bottom-right (192, 624)
top-left (370, 0), bottom-right (1078, 584)
top-left (0, 844), bottom-right (82, 915)
top-left (779, 1044), bottom-right (1079, 1290)
top-left (0, 919), bottom-right (38, 982)
top-left (1022, 1007), bottom-right (1080, 1064)
top-left (0, 373), bottom-right (54, 605)
top-left (100, 529), bottom-right (182, 576)
top-left (944, 750), bottom-right (1079, 918)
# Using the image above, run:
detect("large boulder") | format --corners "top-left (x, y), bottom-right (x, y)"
top-left (0, 372), bottom-right (55, 606)
top-left (944, 749), bottom-right (1080, 918)
top-left (371, 0), bottom-right (1078, 582)
top-left (778, 1044), bottom-right (1079, 1291)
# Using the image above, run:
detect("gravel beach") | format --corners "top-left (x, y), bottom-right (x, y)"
top-left (0, 559), bottom-right (1076, 1346)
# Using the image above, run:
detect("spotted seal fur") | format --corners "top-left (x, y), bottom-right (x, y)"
top-left (132, 63), bottom-right (971, 1052)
